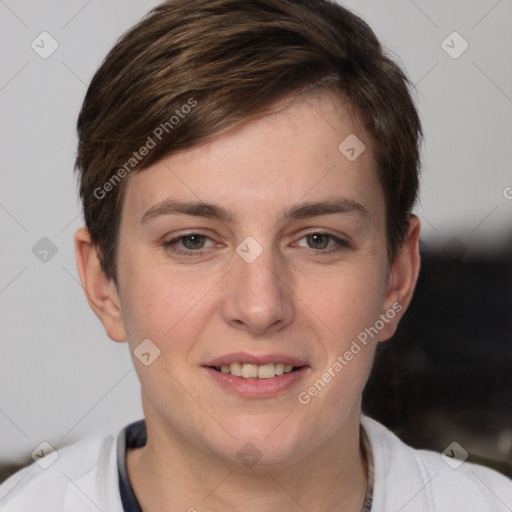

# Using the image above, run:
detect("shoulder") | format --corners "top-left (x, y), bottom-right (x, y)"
top-left (361, 415), bottom-right (512, 512)
top-left (0, 431), bottom-right (123, 512)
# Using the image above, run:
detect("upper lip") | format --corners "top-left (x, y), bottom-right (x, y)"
top-left (203, 352), bottom-right (308, 367)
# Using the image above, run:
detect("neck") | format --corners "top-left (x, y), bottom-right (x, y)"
top-left (127, 406), bottom-right (367, 512)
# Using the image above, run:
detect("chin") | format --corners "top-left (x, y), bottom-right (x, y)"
top-left (208, 421), bottom-right (308, 468)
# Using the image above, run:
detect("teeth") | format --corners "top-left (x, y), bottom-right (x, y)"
top-left (215, 362), bottom-right (297, 378)
top-left (241, 364), bottom-right (258, 378)
top-left (230, 362), bottom-right (242, 377)
top-left (258, 364), bottom-right (275, 379)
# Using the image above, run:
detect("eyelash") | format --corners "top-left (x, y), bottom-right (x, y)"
top-left (162, 232), bottom-right (350, 257)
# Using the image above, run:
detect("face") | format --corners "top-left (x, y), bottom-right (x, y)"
top-left (107, 92), bottom-right (403, 466)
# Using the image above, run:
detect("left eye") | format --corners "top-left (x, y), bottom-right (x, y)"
top-left (296, 233), bottom-right (347, 251)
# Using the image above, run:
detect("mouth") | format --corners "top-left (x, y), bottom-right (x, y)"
top-left (209, 362), bottom-right (303, 379)
top-left (203, 354), bottom-right (309, 398)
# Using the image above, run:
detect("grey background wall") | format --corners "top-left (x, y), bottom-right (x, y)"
top-left (1, 0), bottom-right (511, 464)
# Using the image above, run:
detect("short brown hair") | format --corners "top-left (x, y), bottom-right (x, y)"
top-left (75, 0), bottom-right (422, 282)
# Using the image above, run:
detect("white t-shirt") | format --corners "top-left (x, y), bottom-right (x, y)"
top-left (0, 415), bottom-right (511, 511)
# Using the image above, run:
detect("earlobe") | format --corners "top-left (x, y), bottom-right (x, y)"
top-left (378, 215), bottom-right (421, 341)
top-left (74, 227), bottom-right (127, 342)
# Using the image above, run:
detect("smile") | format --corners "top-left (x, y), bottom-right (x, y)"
top-left (212, 363), bottom-right (300, 379)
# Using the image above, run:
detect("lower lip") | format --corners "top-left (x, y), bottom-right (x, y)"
top-left (204, 366), bottom-right (309, 398)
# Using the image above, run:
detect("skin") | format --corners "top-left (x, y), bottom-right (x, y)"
top-left (75, 92), bottom-right (420, 512)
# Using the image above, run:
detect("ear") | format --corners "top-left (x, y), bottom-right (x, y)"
top-left (74, 227), bottom-right (127, 342)
top-left (378, 215), bottom-right (421, 341)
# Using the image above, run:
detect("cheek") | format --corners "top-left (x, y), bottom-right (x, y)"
top-left (294, 267), bottom-right (383, 430)
top-left (119, 260), bottom-right (221, 357)
top-left (295, 261), bottom-right (387, 344)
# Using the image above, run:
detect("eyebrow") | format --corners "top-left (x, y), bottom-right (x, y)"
top-left (140, 197), bottom-right (368, 225)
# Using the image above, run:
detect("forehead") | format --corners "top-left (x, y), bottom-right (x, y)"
top-left (121, 92), bottom-right (383, 227)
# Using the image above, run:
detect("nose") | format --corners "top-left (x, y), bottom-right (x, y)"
top-left (221, 241), bottom-right (295, 335)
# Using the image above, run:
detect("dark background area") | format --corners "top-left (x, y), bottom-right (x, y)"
top-left (363, 241), bottom-right (512, 477)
